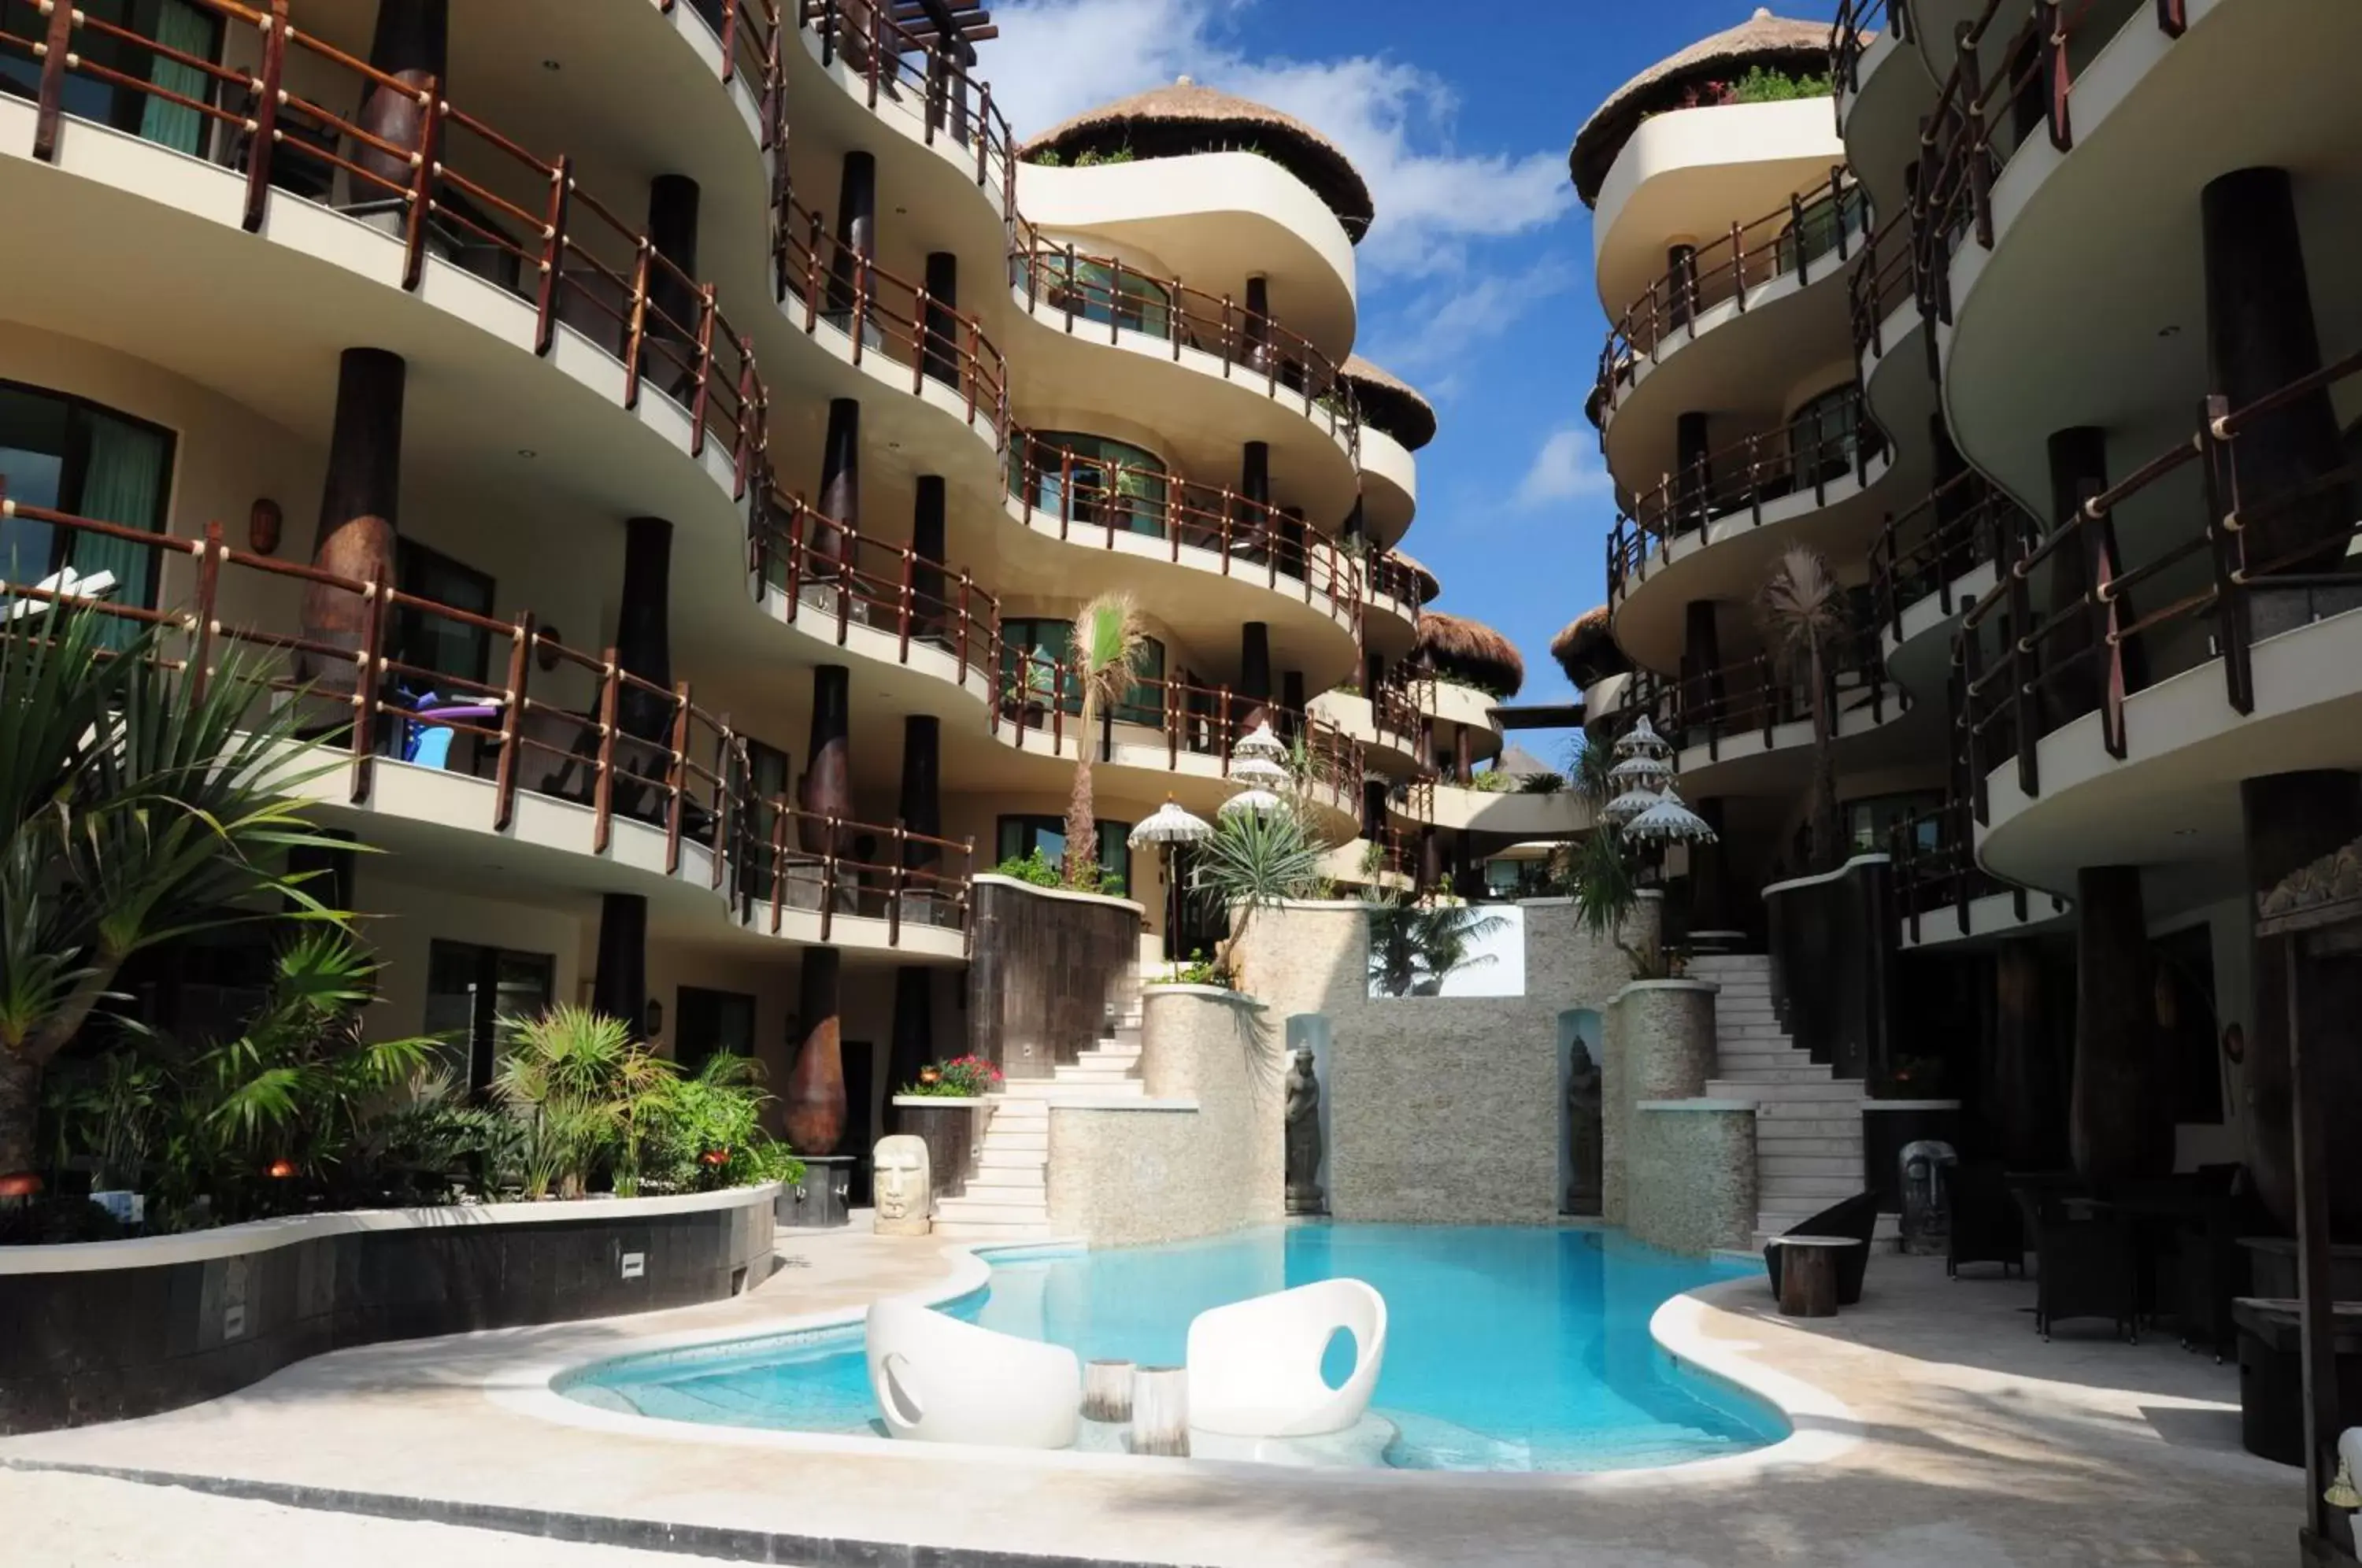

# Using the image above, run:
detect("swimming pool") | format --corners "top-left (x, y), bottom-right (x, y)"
top-left (561, 1225), bottom-right (1786, 1472)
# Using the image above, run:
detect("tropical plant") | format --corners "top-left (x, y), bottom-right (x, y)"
top-left (491, 1006), bottom-right (674, 1199)
top-left (43, 1048), bottom-right (163, 1190)
top-left (642, 1052), bottom-right (805, 1193)
top-left (1760, 545), bottom-right (1846, 874)
top-left (900, 1055), bottom-right (1002, 1099)
top-left (1560, 730), bottom-right (1660, 978)
top-left (1517, 771), bottom-right (1568, 795)
top-left (1731, 64), bottom-right (1832, 104)
top-left (0, 603), bottom-right (349, 1175)
top-left (992, 847), bottom-right (1065, 888)
top-left (1194, 804), bottom-right (1326, 957)
top-left (1001, 655), bottom-right (1057, 714)
top-left (1169, 949), bottom-right (1231, 988)
top-left (1061, 592), bottom-right (1146, 889)
top-left (1364, 896), bottom-right (1511, 998)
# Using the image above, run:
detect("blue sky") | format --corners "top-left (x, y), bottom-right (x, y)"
top-left (980, 0), bottom-right (1839, 708)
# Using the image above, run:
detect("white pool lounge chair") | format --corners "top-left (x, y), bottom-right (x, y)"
top-left (1185, 1278), bottom-right (1387, 1437)
top-left (6, 567), bottom-right (117, 622)
top-left (864, 1297), bottom-right (1081, 1449)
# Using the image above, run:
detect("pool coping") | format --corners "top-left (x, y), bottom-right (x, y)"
top-left (486, 1230), bottom-right (1864, 1492)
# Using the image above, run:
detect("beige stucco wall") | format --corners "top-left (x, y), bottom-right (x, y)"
top-left (1229, 895), bottom-right (1653, 1224)
top-left (1601, 977), bottom-right (1720, 1226)
top-left (1627, 1104), bottom-right (1758, 1255)
top-left (1044, 986), bottom-right (1285, 1246)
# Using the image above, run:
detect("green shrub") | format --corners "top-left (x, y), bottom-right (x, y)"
top-left (993, 847), bottom-right (1064, 887)
top-left (1731, 65), bottom-right (1831, 104)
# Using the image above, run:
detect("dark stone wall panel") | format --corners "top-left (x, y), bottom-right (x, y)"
top-left (964, 880), bottom-right (1142, 1078)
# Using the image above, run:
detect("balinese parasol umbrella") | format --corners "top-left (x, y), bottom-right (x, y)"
top-left (1233, 720), bottom-right (1290, 764)
top-left (1601, 786), bottom-right (1663, 826)
top-left (1623, 786), bottom-right (1719, 845)
top-left (1227, 753), bottom-right (1293, 790)
top-left (1219, 787), bottom-right (1289, 818)
top-left (1131, 797), bottom-right (1212, 962)
top-left (1615, 714), bottom-right (1672, 758)
top-left (1608, 753), bottom-right (1672, 787)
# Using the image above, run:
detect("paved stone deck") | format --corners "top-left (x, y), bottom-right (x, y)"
top-left (0, 1230), bottom-right (2308, 1567)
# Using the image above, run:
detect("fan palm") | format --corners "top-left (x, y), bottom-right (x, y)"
top-left (1194, 803), bottom-right (1325, 965)
top-left (1364, 897), bottom-right (1511, 997)
top-left (1061, 592), bottom-right (1145, 888)
top-left (0, 602), bottom-right (346, 1174)
top-left (492, 1005), bottom-right (675, 1198)
top-left (1759, 545), bottom-right (1846, 873)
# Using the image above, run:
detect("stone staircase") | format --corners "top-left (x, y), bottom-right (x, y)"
top-left (1686, 953), bottom-right (1892, 1251)
top-left (927, 997), bottom-right (1144, 1242)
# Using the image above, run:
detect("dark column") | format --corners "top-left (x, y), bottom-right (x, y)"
top-left (1361, 778), bottom-right (1387, 843)
top-left (357, 0), bottom-right (447, 191)
top-left (1364, 651), bottom-right (1385, 702)
top-left (615, 517), bottom-right (672, 746)
top-left (301, 349), bottom-right (405, 688)
top-left (1680, 599), bottom-right (1723, 740)
top-left (1342, 497), bottom-right (1366, 550)
top-left (1281, 670), bottom-right (1305, 745)
top-left (2042, 426), bottom-right (2108, 730)
top-left (1689, 797), bottom-right (1732, 933)
top-left (2070, 866), bottom-right (2168, 1182)
top-left (898, 716), bottom-right (941, 871)
top-left (645, 174), bottom-right (702, 393)
top-left (1418, 825), bottom-right (1442, 892)
top-left (1666, 242), bottom-right (1698, 330)
top-left (1238, 442), bottom-right (1271, 552)
top-left (910, 475), bottom-right (946, 641)
top-left (1987, 937), bottom-right (2060, 1169)
top-left (1242, 275), bottom-right (1272, 370)
top-left (2201, 168), bottom-right (2349, 585)
top-left (2244, 771), bottom-right (2362, 1233)
top-left (784, 948), bottom-right (846, 1155)
top-left (815, 398), bottom-right (859, 580)
top-left (887, 967), bottom-right (933, 1127)
top-left (922, 251), bottom-right (959, 386)
top-left (827, 151), bottom-right (877, 316)
top-left (1279, 505), bottom-right (1308, 581)
top-left (1675, 412), bottom-right (1712, 527)
top-left (799, 665), bottom-right (851, 855)
top-left (1453, 727), bottom-right (1473, 786)
top-left (1238, 623), bottom-right (1272, 734)
top-left (592, 893), bottom-right (649, 1041)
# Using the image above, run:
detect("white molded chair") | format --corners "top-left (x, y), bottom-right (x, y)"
top-left (864, 1297), bottom-right (1082, 1449)
top-left (1185, 1278), bottom-right (1387, 1437)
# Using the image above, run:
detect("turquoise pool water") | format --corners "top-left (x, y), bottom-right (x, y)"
top-left (562, 1225), bottom-right (1786, 1471)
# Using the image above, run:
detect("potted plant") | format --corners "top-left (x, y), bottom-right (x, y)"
top-left (901, 1056), bottom-right (1002, 1097)
top-left (1002, 657), bottom-right (1057, 727)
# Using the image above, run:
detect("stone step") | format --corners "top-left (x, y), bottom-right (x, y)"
top-left (1083, 1046), bottom-right (1142, 1064)
top-left (966, 1166), bottom-right (1046, 1189)
top-left (1048, 1068), bottom-right (1139, 1085)
top-left (987, 1097), bottom-right (1048, 1118)
top-left (1716, 1022), bottom-right (1793, 1039)
top-left (1762, 1174), bottom-right (1864, 1201)
top-left (1707, 1079), bottom-right (1864, 1103)
top-left (1707, 1068), bottom-right (1835, 1086)
top-left (934, 1195), bottom-right (1050, 1222)
top-left (984, 1128), bottom-right (1048, 1152)
top-left (931, 1220), bottom-right (1057, 1241)
top-left (1760, 1155), bottom-right (1863, 1178)
top-left (1753, 1096), bottom-right (1864, 1117)
top-left (1757, 1133), bottom-right (1866, 1154)
top-left (1716, 1051), bottom-right (1816, 1071)
top-left (978, 1146), bottom-right (1049, 1170)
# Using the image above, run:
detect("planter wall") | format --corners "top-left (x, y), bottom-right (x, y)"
top-left (0, 1185), bottom-right (775, 1435)
top-left (964, 876), bottom-right (1143, 1080)
top-left (1627, 1102), bottom-right (1759, 1255)
top-left (1602, 978), bottom-right (1719, 1226)
top-left (892, 1096), bottom-right (990, 1200)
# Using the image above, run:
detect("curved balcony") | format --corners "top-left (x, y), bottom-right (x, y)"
top-left (2, 500), bottom-right (973, 962)
top-left (1869, 470), bottom-right (2039, 697)
top-left (1309, 688), bottom-right (1426, 771)
top-left (1420, 780), bottom-right (1593, 839)
top-left (1357, 421), bottom-right (1420, 553)
top-left (1594, 172), bottom-right (1869, 427)
top-left (1831, 1), bottom-right (1935, 217)
top-left (1364, 551), bottom-right (1431, 649)
top-left (0, 0), bottom-right (768, 530)
top-left (1617, 625), bottom-right (1923, 793)
top-left (1890, 801), bottom-right (2071, 950)
top-left (1605, 394), bottom-right (1905, 671)
top-left (1956, 344), bottom-right (2362, 895)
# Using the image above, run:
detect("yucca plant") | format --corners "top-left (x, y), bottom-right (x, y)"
top-left (1194, 804), bottom-right (1326, 972)
top-left (1760, 545), bottom-right (1845, 873)
top-left (1061, 592), bottom-right (1145, 889)
top-left (0, 601), bottom-right (346, 1175)
top-left (491, 1005), bottom-right (675, 1199)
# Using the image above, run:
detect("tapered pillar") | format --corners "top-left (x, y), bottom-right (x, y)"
top-left (2202, 168), bottom-right (2348, 583)
top-left (1665, 241), bottom-right (1697, 330)
top-left (815, 398), bottom-right (859, 579)
top-left (899, 716), bottom-right (941, 870)
top-left (784, 948), bottom-right (846, 1155)
top-left (1680, 600), bottom-right (1723, 738)
top-left (645, 175), bottom-right (702, 394)
top-left (828, 150), bottom-right (877, 314)
top-left (301, 348), bottom-right (405, 687)
top-left (1237, 623), bottom-right (1272, 735)
top-left (1362, 778), bottom-right (1387, 843)
top-left (1453, 727), bottom-right (1473, 786)
top-left (1364, 651), bottom-right (1385, 702)
top-left (1987, 937), bottom-right (2060, 1169)
top-left (1281, 670), bottom-right (1305, 745)
top-left (1688, 797), bottom-right (1731, 932)
top-left (1418, 825), bottom-right (1441, 892)
top-left (615, 516), bottom-right (673, 745)
top-left (923, 251), bottom-right (959, 386)
top-left (911, 475), bottom-right (946, 641)
top-left (357, 0), bottom-right (447, 190)
top-left (1930, 412), bottom-right (1968, 523)
top-left (1239, 442), bottom-right (1271, 548)
top-left (800, 665), bottom-right (851, 855)
top-left (1279, 506), bottom-right (1308, 581)
top-left (592, 893), bottom-right (649, 1041)
top-left (2042, 426), bottom-right (2108, 730)
top-left (2071, 866), bottom-right (2168, 1182)
top-left (1675, 412), bottom-right (1711, 527)
top-left (2244, 771), bottom-right (2362, 1233)
top-left (887, 967), bottom-right (934, 1126)
top-left (1242, 275), bottom-right (1272, 369)
top-left (1342, 497), bottom-right (1365, 549)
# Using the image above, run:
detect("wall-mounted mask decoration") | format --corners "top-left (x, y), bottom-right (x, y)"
top-left (248, 497), bottom-right (283, 556)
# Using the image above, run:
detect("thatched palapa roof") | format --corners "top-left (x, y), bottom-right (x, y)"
top-left (1417, 610), bottom-right (1525, 700)
top-left (1568, 9), bottom-right (1836, 206)
top-left (1342, 355), bottom-right (1437, 452)
top-left (1022, 78), bottom-right (1375, 241)
top-left (1550, 605), bottom-right (1629, 690)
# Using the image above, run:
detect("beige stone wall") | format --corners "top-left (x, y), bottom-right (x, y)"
top-left (1227, 896), bottom-right (1653, 1224)
top-left (1627, 1105), bottom-right (1758, 1254)
top-left (1601, 978), bottom-right (1720, 1226)
top-left (1045, 987), bottom-right (1285, 1245)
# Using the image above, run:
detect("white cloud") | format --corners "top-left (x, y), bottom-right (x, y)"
top-left (980, 0), bottom-right (1573, 279)
top-left (1514, 427), bottom-right (1614, 508)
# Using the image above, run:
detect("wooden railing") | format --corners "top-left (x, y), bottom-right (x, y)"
top-left (776, 189), bottom-right (1011, 449)
top-left (1831, 0), bottom-right (1908, 115)
top-left (0, 497), bottom-right (975, 945)
top-left (661, 0), bottom-right (787, 147)
top-left (1370, 555), bottom-right (1427, 611)
top-left (1595, 172), bottom-right (1869, 414)
top-left (1846, 203), bottom-right (1925, 370)
top-left (1887, 800), bottom-right (2049, 941)
top-left (1605, 393), bottom-right (1889, 602)
top-left (750, 494), bottom-right (1001, 684)
top-left (1870, 469), bottom-right (2041, 639)
top-left (796, 0), bottom-right (1020, 211)
top-left (1007, 231), bottom-right (1360, 453)
top-left (1622, 625), bottom-right (1903, 762)
top-left (1004, 435), bottom-right (1363, 619)
top-left (1953, 345), bottom-right (2362, 823)
top-left (0, 0), bottom-right (770, 496)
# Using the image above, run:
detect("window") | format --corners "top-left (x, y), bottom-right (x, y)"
top-left (0, 2), bottom-right (224, 157)
top-left (673, 986), bottom-right (757, 1078)
top-left (0, 380), bottom-right (176, 645)
top-left (1015, 431), bottom-right (1168, 535)
top-left (424, 940), bottom-right (556, 1093)
top-left (1842, 790), bottom-right (1946, 856)
top-left (1788, 385), bottom-right (1860, 489)
top-left (1001, 617), bottom-right (1075, 712)
top-left (998, 814), bottom-right (1131, 895)
top-left (1118, 636), bottom-right (1166, 727)
top-left (733, 738), bottom-right (792, 904)
top-left (1026, 250), bottom-right (1174, 338)
top-left (394, 538), bottom-right (495, 690)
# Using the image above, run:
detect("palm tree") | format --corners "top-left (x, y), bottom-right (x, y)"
top-left (1364, 897), bottom-right (1511, 997)
top-left (1760, 545), bottom-right (1846, 874)
top-left (0, 604), bottom-right (346, 1175)
top-left (1061, 591), bottom-right (1145, 888)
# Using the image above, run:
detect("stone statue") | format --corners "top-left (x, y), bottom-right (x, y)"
top-left (872, 1134), bottom-right (933, 1237)
top-left (1565, 1039), bottom-right (1604, 1216)
top-left (1899, 1138), bottom-right (1957, 1256)
top-left (1284, 1048), bottom-right (1326, 1215)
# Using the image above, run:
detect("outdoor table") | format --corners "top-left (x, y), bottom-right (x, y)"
top-left (1768, 1235), bottom-right (1864, 1318)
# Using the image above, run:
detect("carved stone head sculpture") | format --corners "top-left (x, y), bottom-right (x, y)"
top-left (872, 1134), bottom-right (933, 1237)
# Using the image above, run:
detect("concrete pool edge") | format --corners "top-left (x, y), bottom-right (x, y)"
top-left (490, 1231), bottom-right (1863, 1492)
